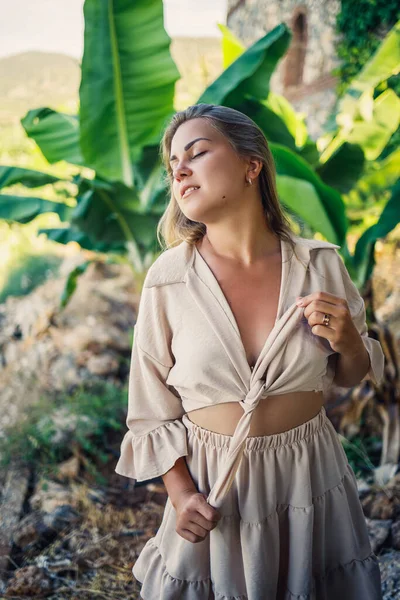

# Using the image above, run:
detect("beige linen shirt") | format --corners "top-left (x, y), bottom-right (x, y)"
top-left (115, 234), bottom-right (385, 508)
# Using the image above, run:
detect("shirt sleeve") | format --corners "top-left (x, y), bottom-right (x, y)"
top-left (114, 285), bottom-right (188, 482)
top-left (335, 250), bottom-right (385, 386)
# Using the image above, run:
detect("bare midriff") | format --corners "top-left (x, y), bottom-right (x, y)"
top-left (185, 390), bottom-right (325, 436)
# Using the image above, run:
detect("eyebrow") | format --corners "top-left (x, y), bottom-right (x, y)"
top-left (169, 137), bottom-right (212, 162)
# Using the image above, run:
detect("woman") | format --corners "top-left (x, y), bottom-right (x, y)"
top-left (115, 104), bottom-right (385, 599)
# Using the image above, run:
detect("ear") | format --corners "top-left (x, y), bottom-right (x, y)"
top-left (246, 156), bottom-right (263, 180)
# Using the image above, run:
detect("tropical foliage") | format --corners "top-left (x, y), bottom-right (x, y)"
top-left (0, 2), bottom-right (399, 296)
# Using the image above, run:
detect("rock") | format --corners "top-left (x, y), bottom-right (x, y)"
top-left (12, 506), bottom-right (81, 554)
top-left (43, 505), bottom-right (81, 533)
top-left (391, 520), bottom-right (400, 551)
top-left (12, 513), bottom-right (50, 551)
top-left (362, 489), bottom-right (400, 520)
top-left (365, 518), bottom-right (392, 552)
top-left (86, 353), bottom-right (120, 375)
top-left (30, 479), bottom-right (77, 513)
top-left (0, 465), bottom-right (30, 572)
top-left (54, 455), bottom-right (80, 481)
top-left (5, 565), bottom-right (54, 597)
top-left (36, 408), bottom-right (93, 446)
top-left (378, 549), bottom-right (400, 598)
top-left (355, 476), bottom-right (372, 499)
top-left (374, 463), bottom-right (399, 487)
top-left (0, 252), bottom-right (139, 433)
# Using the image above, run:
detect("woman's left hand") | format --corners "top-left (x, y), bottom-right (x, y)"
top-left (296, 291), bottom-right (365, 356)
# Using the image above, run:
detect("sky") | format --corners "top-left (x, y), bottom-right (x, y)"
top-left (0, 0), bottom-right (227, 60)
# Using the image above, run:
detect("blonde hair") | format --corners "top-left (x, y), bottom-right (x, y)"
top-left (156, 103), bottom-right (296, 255)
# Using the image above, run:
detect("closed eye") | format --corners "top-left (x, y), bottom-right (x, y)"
top-left (192, 151), bottom-right (206, 159)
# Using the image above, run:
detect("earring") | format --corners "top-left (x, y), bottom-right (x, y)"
top-left (247, 178), bottom-right (252, 185)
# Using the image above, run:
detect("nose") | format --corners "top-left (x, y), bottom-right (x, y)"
top-left (172, 161), bottom-right (192, 182)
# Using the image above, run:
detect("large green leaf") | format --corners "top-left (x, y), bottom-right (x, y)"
top-left (316, 143), bottom-right (365, 195)
top-left (234, 97), bottom-right (297, 152)
top-left (264, 91), bottom-right (309, 149)
top-left (131, 144), bottom-right (170, 209)
top-left (276, 175), bottom-right (337, 241)
top-left (318, 21), bottom-right (400, 178)
top-left (80, 0), bottom-right (179, 186)
top-left (233, 96), bottom-right (320, 167)
top-left (318, 89), bottom-right (400, 188)
top-left (0, 166), bottom-right (62, 190)
top-left (355, 147), bottom-right (400, 198)
top-left (217, 23), bottom-right (246, 69)
top-left (353, 179), bottom-right (400, 285)
top-left (270, 143), bottom-right (348, 245)
top-left (198, 23), bottom-right (291, 106)
top-left (0, 195), bottom-right (73, 224)
top-left (215, 24), bottom-right (318, 164)
top-left (69, 176), bottom-right (164, 255)
top-left (39, 226), bottom-right (125, 253)
top-left (21, 108), bottom-right (84, 167)
top-left (343, 20), bottom-right (400, 105)
top-left (345, 89), bottom-right (400, 161)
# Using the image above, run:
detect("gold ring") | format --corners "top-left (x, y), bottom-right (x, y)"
top-left (322, 313), bottom-right (330, 326)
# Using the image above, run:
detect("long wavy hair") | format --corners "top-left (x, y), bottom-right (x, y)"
top-left (157, 103), bottom-right (296, 256)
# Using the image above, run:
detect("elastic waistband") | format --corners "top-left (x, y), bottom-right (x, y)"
top-left (182, 406), bottom-right (328, 451)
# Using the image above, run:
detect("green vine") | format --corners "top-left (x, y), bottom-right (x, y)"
top-left (334, 0), bottom-right (400, 158)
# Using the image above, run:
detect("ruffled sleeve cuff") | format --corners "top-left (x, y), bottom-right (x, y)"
top-left (360, 336), bottom-right (385, 386)
top-left (114, 419), bottom-right (189, 482)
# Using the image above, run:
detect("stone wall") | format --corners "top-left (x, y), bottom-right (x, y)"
top-left (227, 0), bottom-right (343, 140)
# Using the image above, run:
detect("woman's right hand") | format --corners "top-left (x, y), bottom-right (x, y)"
top-left (174, 490), bottom-right (222, 543)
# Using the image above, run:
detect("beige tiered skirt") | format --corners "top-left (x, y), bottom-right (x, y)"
top-left (133, 406), bottom-right (382, 599)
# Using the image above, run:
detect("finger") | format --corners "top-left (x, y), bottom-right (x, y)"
top-left (307, 310), bottom-right (336, 328)
top-left (303, 299), bottom-right (346, 320)
top-left (196, 496), bottom-right (221, 523)
top-left (298, 292), bottom-right (346, 309)
top-left (310, 323), bottom-right (336, 341)
top-left (179, 528), bottom-right (202, 544)
top-left (187, 520), bottom-right (209, 537)
top-left (191, 512), bottom-right (218, 531)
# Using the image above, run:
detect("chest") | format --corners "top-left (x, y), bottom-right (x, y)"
top-left (200, 252), bottom-right (282, 368)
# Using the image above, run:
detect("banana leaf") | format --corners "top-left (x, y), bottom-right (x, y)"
top-left (39, 226), bottom-right (126, 253)
top-left (0, 195), bottom-right (73, 224)
top-left (217, 23), bottom-right (245, 69)
top-left (355, 147), bottom-right (400, 199)
top-left (79, 0), bottom-right (180, 186)
top-left (276, 175), bottom-right (337, 242)
top-left (69, 176), bottom-right (164, 255)
top-left (317, 20), bottom-right (400, 190)
top-left (0, 166), bottom-right (62, 189)
top-left (21, 108), bottom-right (84, 166)
top-left (353, 179), bottom-right (400, 285)
top-left (198, 23), bottom-right (291, 106)
top-left (270, 143), bottom-right (348, 245)
top-left (316, 143), bottom-right (365, 195)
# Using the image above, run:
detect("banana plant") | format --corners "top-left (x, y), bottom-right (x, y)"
top-left (1, 16), bottom-right (347, 263)
top-left (1, 2), bottom-right (399, 295)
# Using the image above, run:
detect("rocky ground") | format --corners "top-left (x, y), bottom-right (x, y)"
top-left (1, 460), bottom-right (400, 599)
top-left (0, 235), bottom-right (399, 598)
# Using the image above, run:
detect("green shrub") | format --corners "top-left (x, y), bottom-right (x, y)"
top-left (0, 381), bottom-right (128, 486)
top-left (0, 252), bottom-right (63, 302)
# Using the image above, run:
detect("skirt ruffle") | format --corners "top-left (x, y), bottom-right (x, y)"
top-left (133, 408), bottom-right (382, 599)
top-left (134, 535), bottom-right (380, 600)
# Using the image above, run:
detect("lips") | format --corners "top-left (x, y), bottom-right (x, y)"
top-left (181, 185), bottom-right (200, 198)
